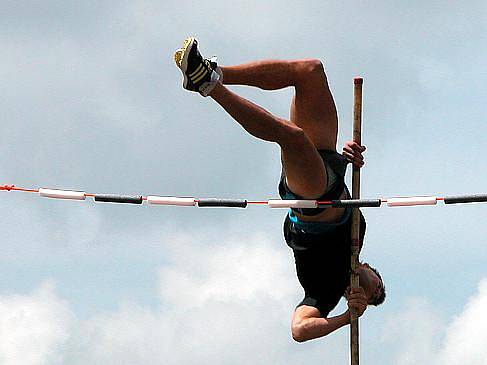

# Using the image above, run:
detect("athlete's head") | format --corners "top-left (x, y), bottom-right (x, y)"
top-left (357, 262), bottom-right (386, 305)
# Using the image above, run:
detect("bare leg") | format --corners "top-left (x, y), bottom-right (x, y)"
top-left (210, 82), bottom-right (327, 198)
top-left (221, 59), bottom-right (338, 150)
top-left (222, 60), bottom-right (297, 90)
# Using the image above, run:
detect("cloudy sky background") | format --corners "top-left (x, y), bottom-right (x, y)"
top-left (1, 1), bottom-right (486, 364)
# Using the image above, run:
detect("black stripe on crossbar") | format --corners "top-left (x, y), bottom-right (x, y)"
top-left (197, 199), bottom-right (248, 208)
top-left (444, 194), bottom-right (487, 205)
top-left (94, 195), bottom-right (143, 204)
top-left (328, 199), bottom-right (382, 208)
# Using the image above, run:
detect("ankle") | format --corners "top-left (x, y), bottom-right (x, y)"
top-left (216, 66), bottom-right (224, 84)
top-left (199, 70), bottom-right (221, 97)
top-left (207, 80), bottom-right (224, 98)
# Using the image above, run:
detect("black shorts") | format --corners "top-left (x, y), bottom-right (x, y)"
top-left (283, 209), bottom-right (366, 317)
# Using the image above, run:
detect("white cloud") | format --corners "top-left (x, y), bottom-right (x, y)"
top-left (381, 278), bottom-right (487, 365)
top-left (65, 231), bottom-right (309, 365)
top-left (157, 231), bottom-right (295, 308)
top-left (436, 279), bottom-right (487, 365)
top-left (380, 297), bottom-right (445, 365)
top-left (0, 281), bottom-right (73, 365)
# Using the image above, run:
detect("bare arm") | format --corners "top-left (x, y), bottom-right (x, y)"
top-left (292, 310), bottom-right (350, 342)
top-left (292, 288), bottom-right (368, 342)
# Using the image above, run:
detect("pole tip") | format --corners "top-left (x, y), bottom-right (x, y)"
top-left (354, 77), bottom-right (363, 85)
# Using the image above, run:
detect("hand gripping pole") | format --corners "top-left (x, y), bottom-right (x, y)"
top-left (350, 77), bottom-right (363, 365)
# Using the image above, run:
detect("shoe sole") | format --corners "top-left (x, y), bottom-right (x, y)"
top-left (179, 37), bottom-right (195, 89)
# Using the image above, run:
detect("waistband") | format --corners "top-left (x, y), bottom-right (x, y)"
top-left (288, 206), bottom-right (352, 234)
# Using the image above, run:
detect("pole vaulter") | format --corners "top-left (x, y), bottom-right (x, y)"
top-left (2, 37), bottom-right (487, 365)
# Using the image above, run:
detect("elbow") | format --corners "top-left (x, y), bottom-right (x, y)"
top-left (292, 332), bottom-right (307, 343)
top-left (291, 324), bottom-right (312, 343)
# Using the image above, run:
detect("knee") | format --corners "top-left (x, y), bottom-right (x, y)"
top-left (295, 59), bottom-right (325, 78)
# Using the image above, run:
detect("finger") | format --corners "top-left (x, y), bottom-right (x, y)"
top-left (352, 293), bottom-right (366, 301)
top-left (343, 152), bottom-right (355, 162)
top-left (350, 297), bottom-right (367, 306)
top-left (349, 297), bottom-right (366, 304)
top-left (347, 150), bottom-right (364, 161)
top-left (349, 302), bottom-right (365, 311)
top-left (349, 294), bottom-right (365, 301)
top-left (351, 301), bottom-right (366, 310)
top-left (342, 150), bottom-right (353, 158)
top-left (352, 287), bottom-right (366, 294)
top-left (351, 301), bottom-right (366, 309)
top-left (349, 293), bottom-right (367, 300)
top-left (348, 301), bottom-right (360, 309)
top-left (351, 143), bottom-right (364, 152)
top-left (347, 151), bottom-right (363, 160)
top-left (355, 296), bottom-right (367, 305)
top-left (350, 303), bottom-right (366, 314)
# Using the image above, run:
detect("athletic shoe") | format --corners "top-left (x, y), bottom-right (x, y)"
top-left (174, 37), bottom-right (220, 97)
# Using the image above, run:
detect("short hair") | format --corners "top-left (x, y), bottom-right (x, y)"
top-left (367, 265), bottom-right (386, 306)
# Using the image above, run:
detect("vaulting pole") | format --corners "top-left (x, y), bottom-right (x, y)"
top-left (350, 77), bottom-right (363, 365)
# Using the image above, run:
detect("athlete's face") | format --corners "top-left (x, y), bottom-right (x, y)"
top-left (358, 263), bottom-right (383, 304)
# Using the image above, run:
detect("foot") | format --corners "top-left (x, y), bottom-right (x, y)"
top-left (174, 37), bottom-right (220, 97)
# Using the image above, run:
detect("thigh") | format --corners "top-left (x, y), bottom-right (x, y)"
top-left (290, 71), bottom-right (338, 150)
top-left (280, 132), bottom-right (327, 199)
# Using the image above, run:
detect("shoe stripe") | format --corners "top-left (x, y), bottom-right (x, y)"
top-left (191, 68), bottom-right (207, 82)
top-left (189, 64), bottom-right (204, 77)
top-left (191, 66), bottom-right (206, 80)
top-left (192, 69), bottom-right (209, 84)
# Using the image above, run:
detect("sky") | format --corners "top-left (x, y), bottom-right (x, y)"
top-left (0, 1), bottom-right (486, 364)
